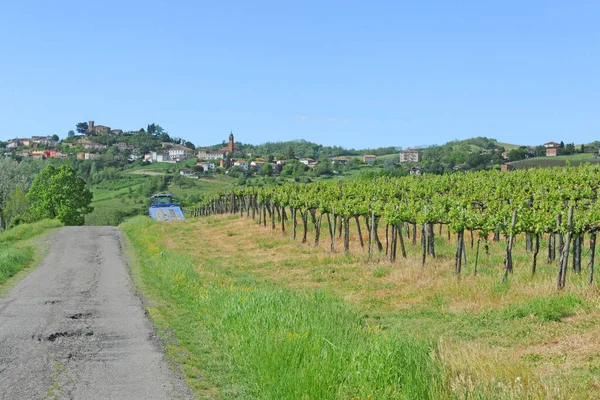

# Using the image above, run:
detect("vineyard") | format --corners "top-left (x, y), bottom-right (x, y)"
top-left (189, 165), bottom-right (600, 289)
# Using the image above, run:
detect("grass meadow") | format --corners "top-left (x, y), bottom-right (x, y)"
top-left (0, 219), bottom-right (62, 285)
top-left (122, 214), bottom-right (600, 399)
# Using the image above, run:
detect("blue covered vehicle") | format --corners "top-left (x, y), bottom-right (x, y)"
top-left (149, 194), bottom-right (185, 221)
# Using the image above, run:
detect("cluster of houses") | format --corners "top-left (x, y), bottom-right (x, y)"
top-left (6, 131), bottom-right (146, 161)
top-left (7, 136), bottom-right (55, 149)
top-left (143, 143), bottom-right (196, 163)
top-left (21, 149), bottom-right (70, 160)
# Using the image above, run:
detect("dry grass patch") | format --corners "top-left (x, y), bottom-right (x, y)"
top-left (153, 214), bottom-right (600, 398)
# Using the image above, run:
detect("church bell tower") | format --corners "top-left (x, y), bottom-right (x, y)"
top-left (228, 132), bottom-right (234, 153)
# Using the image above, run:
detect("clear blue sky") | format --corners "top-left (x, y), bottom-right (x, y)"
top-left (1, 1), bottom-right (598, 149)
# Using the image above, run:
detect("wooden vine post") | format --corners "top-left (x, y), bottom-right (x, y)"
top-left (503, 209), bottom-right (518, 283)
top-left (557, 206), bottom-right (573, 290)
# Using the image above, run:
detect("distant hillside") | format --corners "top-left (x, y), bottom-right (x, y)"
top-left (493, 141), bottom-right (521, 151)
top-left (435, 137), bottom-right (519, 152)
top-left (201, 138), bottom-right (399, 160)
top-left (507, 153), bottom-right (600, 169)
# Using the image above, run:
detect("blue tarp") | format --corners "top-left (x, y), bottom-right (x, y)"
top-left (149, 204), bottom-right (185, 221)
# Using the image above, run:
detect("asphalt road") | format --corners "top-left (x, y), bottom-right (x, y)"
top-left (0, 227), bottom-right (193, 399)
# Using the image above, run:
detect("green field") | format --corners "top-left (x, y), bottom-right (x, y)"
top-left (122, 214), bottom-right (600, 399)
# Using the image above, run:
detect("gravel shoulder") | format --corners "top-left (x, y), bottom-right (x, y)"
top-left (0, 226), bottom-right (193, 399)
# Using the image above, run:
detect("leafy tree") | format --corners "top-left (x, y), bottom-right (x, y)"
top-left (285, 146), bottom-right (296, 159)
top-left (312, 160), bottom-right (333, 176)
top-left (3, 187), bottom-right (29, 227)
top-left (383, 158), bottom-right (397, 170)
top-left (76, 122), bottom-right (88, 135)
top-left (259, 163), bottom-right (274, 176)
top-left (281, 160), bottom-right (307, 177)
top-left (534, 145), bottom-right (546, 157)
top-left (562, 143), bottom-right (576, 155)
top-left (51, 134), bottom-right (60, 142)
top-left (508, 147), bottom-right (529, 161)
top-left (67, 130), bottom-right (75, 137)
top-left (184, 141), bottom-right (195, 150)
top-left (227, 166), bottom-right (246, 178)
top-left (27, 164), bottom-right (93, 225)
top-left (147, 123), bottom-right (165, 136)
top-left (193, 165), bottom-right (204, 173)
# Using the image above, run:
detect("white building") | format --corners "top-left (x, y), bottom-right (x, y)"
top-left (180, 169), bottom-right (197, 178)
top-left (31, 136), bottom-right (53, 145)
top-left (145, 151), bottom-right (173, 163)
top-left (299, 158), bottom-right (315, 165)
top-left (168, 145), bottom-right (194, 161)
top-left (197, 162), bottom-right (216, 171)
top-left (197, 148), bottom-right (226, 160)
top-left (233, 160), bottom-right (249, 171)
top-left (84, 153), bottom-right (99, 160)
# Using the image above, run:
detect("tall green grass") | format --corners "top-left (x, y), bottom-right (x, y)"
top-left (0, 219), bottom-right (62, 284)
top-left (504, 294), bottom-right (586, 322)
top-left (0, 219), bottom-right (62, 244)
top-left (122, 216), bottom-right (446, 399)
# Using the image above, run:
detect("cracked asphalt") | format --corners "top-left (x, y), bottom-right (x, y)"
top-left (0, 226), bottom-right (193, 399)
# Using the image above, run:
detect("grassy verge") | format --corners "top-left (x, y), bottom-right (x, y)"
top-left (0, 219), bottom-right (62, 285)
top-left (122, 216), bottom-right (446, 399)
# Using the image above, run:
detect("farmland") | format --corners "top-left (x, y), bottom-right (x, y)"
top-left (122, 212), bottom-right (600, 399)
top-left (119, 164), bottom-right (600, 398)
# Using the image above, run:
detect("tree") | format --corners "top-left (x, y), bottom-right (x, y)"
top-left (534, 145), bottom-right (546, 157)
top-left (383, 158), bottom-right (397, 171)
top-left (147, 123), bottom-right (165, 136)
top-left (508, 147), bottom-right (529, 161)
top-left (285, 146), bottom-right (295, 159)
top-left (67, 130), bottom-right (75, 137)
top-left (562, 143), bottom-right (576, 155)
top-left (259, 163), bottom-right (274, 176)
top-left (3, 187), bottom-right (29, 227)
top-left (184, 141), bottom-right (195, 150)
top-left (51, 134), bottom-right (60, 143)
top-left (193, 165), bottom-right (204, 173)
top-left (27, 165), bottom-right (93, 225)
top-left (312, 160), bottom-right (333, 176)
top-left (76, 122), bottom-right (88, 135)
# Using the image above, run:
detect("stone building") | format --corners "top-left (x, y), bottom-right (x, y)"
top-left (399, 149), bottom-right (421, 163)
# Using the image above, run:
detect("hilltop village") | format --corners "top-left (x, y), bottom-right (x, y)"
top-left (1, 120), bottom-right (598, 177)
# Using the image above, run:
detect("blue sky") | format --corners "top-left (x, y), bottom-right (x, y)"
top-left (1, 1), bottom-right (598, 149)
